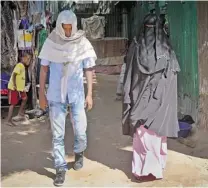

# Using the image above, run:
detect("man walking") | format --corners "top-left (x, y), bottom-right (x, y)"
top-left (39, 10), bottom-right (97, 186)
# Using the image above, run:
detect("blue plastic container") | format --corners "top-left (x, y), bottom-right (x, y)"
top-left (1, 72), bottom-right (10, 89)
top-left (178, 121), bottom-right (192, 138)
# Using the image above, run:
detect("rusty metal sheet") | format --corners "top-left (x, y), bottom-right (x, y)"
top-left (90, 38), bottom-right (128, 58)
top-left (197, 2), bottom-right (208, 129)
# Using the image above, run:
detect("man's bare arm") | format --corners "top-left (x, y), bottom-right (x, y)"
top-left (85, 68), bottom-right (93, 97)
top-left (39, 65), bottom-right (48, 94)
top-left (39, 65), bottom-right (49, 110)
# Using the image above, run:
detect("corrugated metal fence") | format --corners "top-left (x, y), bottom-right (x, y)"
top-left (167, 1), bottom-right (199, 122)
top-left (128, 2), bottom-right (149, 40)
top-left (197, 2), bottom-right (208, 129)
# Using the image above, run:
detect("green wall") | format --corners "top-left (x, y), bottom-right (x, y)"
top-left (128, 1), bottom-right (199, 120)
top-left (167, 1), bottom-right (199, 120)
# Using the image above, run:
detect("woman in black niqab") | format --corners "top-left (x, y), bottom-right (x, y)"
top-left (122, 14), bottom-right (180, 181)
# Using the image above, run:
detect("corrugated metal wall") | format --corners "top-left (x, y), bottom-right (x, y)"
top-left (167, 1), bottom-right (199, 121)
top-left (197, 2), bottom-right (208, 129)
top-left (105, 6), bottom-right (122, 38)
top-left (128, 2), bottom-right (149, 40)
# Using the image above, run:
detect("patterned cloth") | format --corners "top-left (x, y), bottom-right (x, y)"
top-left (41, 58), bottom-right (95, 103)
top-left (28, 1), bottom-right (44, 15)
top-left (1, 1), bottom-right (17, 72)
top-left (17, 1), bottom-right (28, 19)
top-left (37, 29), bottom-right (48, 53)
top-left (81, 15), bottom-right (105, 39)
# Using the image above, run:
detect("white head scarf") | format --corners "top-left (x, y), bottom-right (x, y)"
top-left (55, 10), bottom-right (78, 40)
top-left (39, 10), bottom-right (97, 103)
top-left (39, 10), bottom-right (97, 63)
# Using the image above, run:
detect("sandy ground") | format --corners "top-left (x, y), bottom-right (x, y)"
top-left (1, 74), bottom-right (208, 187)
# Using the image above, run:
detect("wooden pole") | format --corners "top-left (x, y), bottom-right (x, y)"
top-left (31, 29), bottom-right (37, 109)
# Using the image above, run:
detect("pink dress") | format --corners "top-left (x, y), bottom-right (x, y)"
top-left (132, 125), bottom-right (167, 180)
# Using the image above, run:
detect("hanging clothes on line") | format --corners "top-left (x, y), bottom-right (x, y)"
top-left (19, 18), bottom-right (30, 30)
top-left (37, 29), bottom-right (48, 53)
top-left (13, 7), bottom-right (19, 64)
top-left (28, 1), bottom-right (45, 25)
top-left (17, 1), bottom-right (28, 19)
top-left (81, 15), bottom-right (105, 39)
top-left (28, 1), bottom-right (44, 15)
top-left (18, 16), bottom-right (33, 50)
top-left (1, 1), bottom-right (17, 72)
top-left (17, 29), bottom-right (33, 50)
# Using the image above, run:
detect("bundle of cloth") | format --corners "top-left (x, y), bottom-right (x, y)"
top-left (81, 15), bottom-right (105, 39)
top-left (122, 14), bottom-right (180, 181)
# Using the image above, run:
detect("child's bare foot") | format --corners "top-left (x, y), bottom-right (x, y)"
top-left (6, 121), bottom-right (17, 127)
top-left (12, 115), bottom-right (27, 122)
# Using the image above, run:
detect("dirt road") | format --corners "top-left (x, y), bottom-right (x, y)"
top-left (1, 74), bottom-right (208, 187)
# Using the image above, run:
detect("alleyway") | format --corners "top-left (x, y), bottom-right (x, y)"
top-left (1, 74), bottom-right (208, 187)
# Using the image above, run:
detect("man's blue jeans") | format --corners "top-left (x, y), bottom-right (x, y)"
top-left (49, 100), bottom-right (87, 170)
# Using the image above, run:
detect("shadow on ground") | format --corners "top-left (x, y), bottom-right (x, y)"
top-left (1, 119), bottom-right (54, 180)
top-left (1, 74), bottom-right (208, 185)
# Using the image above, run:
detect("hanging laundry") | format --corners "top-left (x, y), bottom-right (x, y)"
top-left (45, 10), bottom-right (52, 28)
top-left (40, 12), bottom-right (47, 28)
top-left (1, 1), bottom-right (17, 72)
top-left (81, 15), bottom-right (105, 39)
top-left (95, 1), bottom-right (111, 14)
top-left (29, 1), bottom-right (44, 15)
top-left (13, 9), bottom-right (19, 64)
top-left (17, 30), bottom-right (33, 50)
top-left (38, 29), bottom-right (48, 53)
top-left (28, 1), bottom-right (45, 25)
top-left (33, 13), bottom-right (42, 25)
top-left (13, 1), bottom-right (20, 20)
top-left (17, 1), bottom-right (28, 19)
top-left (19, 18), bottom-right (30, 30)
top-left (17, 13), bottom-right (33, 50)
